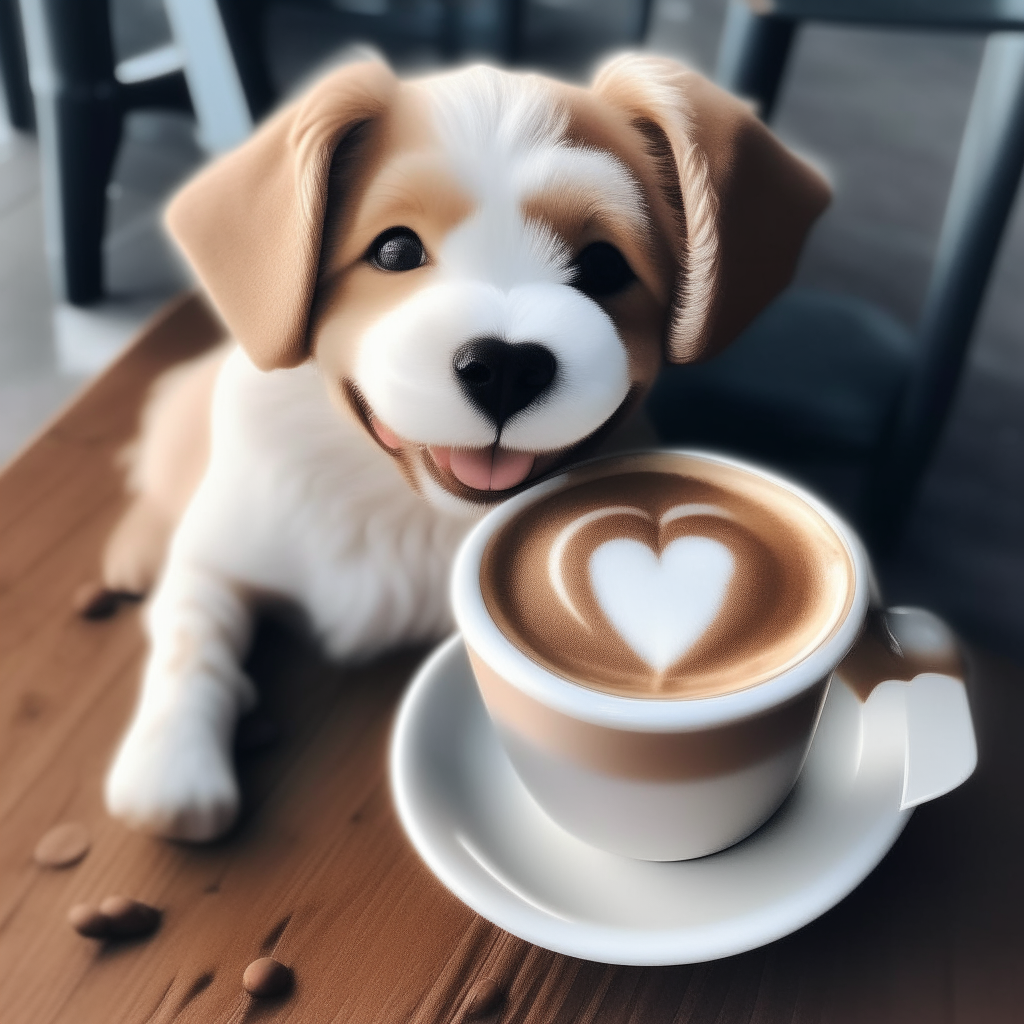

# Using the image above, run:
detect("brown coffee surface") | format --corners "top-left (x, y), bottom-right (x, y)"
top-left (481, 454), bottom-right (855, 699)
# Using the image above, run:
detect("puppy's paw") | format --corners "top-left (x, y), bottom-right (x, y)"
top-left (105, 711), bottom-right (239, 842)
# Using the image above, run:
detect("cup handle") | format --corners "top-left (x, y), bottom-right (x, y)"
top-left (835, 607), bottom-right (977, 810)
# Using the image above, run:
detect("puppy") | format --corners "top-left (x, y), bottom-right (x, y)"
top-left (101, 53), bottom-right (829, 841)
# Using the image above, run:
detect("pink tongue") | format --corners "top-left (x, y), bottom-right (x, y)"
top-left (448, 448), bottom-right (535, 491)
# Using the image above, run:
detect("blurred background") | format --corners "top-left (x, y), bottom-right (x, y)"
top-left (1, 0), bottom-right (1022, 659)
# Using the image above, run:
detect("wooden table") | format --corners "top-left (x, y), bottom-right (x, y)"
top-left (1, 294), bottom-right (1021, 1023)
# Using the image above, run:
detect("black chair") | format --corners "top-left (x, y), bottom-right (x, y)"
top-left (190, 0), bottom-right (462, 131)
top-left (16, 0), bottom-right (192, 305)
top-left (647, 0), bottom-right (1024, 552)
top-left (185, 0), bottom-right (655, 128)
top-left (14, 0), bottom-right (470, 306)
top-left (497, 0), bottom-right (656, 64)
top-left (10, 0), bottom-right (656, 308)
top-left (0, 0), bottom-right (33, 130)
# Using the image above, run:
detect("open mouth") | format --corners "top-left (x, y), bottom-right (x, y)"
top-left (428, 445), bottom-right (535, 491)
top-left (349, 380), bottom-right (642, 503)
top-left (370, 415), bottom-right (539, 492)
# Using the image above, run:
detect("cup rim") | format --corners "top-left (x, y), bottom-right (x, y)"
top-left (451, 448), bottom-right (870, 732)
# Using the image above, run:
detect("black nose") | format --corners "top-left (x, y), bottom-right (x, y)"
top-left (453, 338), bottom-right (557, 428)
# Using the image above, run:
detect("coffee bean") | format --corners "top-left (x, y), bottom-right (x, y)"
top-left (98, 895), bottom-right (161, 938)
top-left (67, 896), bottom-right (160, 940)
top-left (34, 822), bottom-right (90, 868)
top-left (68, 903), bottom-right (110, 938)
top-left (464, 978), bottom-right (503, 1019)
top-left (73, 582), bottom-right (120, 619)
top-left (73, 583), bottom-right (140, 620)
top-left (243, 957), bottom-right (293, 998)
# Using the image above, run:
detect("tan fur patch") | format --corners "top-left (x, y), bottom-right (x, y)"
top-left (103, 344), bottom-right (229, 594)
top-left (312, 84), bottom-right (475, 409)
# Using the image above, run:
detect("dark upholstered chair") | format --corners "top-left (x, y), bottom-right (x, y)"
top-left (648, 1), bottom-right (1024, 551)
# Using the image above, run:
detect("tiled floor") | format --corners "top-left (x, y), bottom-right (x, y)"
top-left (1, 0), bottom-right (1022, 656)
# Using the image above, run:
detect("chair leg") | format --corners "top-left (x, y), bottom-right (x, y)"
top-left (714, 0), bottom-right (797, 122)
top-left (439, 0), bottom-right (462, 61)
top-left (18, 0), bottom-right (124, 304)
top-left (0, 0), bottom-right (33, 130)
top-left (497, 0), bottom-right (527, 65)
top-left (634, 0), bottom-right (655, 43)
top-left (34, 91), bottom-right (121, 304)
top-left (163, 0), bottom-right (256, 153)
top-left (212, 0), bottom-right (274, 121)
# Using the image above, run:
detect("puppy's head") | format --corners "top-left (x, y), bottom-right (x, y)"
top-left (166, 55), bottom-right (828, 511)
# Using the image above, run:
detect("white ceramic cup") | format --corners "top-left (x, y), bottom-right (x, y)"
top-left (451, 450), bottom-right (965, 861)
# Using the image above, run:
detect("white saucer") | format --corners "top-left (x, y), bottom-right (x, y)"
top-left (390, 635), bottom-right (915, 966)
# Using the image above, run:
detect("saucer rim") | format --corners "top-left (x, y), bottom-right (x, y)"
top-left (390, 634), bottom-right (912, 966)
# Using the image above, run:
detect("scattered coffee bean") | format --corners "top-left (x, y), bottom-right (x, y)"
top-left (98, 895), bottom-right (161, 938)
top-left (243, 957), bottom-right (293, 998)
top-left (464, 978), bottom-right (503, 1019)
top-left (34, 822), bottom-right (90, 868)
top-left (73, 582), bottom-right (139, 620)
top-left (69, 896), bottom-right (161, 940)
top-left (68, 903), bottom-right (110, 938)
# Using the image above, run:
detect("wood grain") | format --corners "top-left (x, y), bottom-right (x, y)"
top-left (0, 293), bottom-right (1021, 1022)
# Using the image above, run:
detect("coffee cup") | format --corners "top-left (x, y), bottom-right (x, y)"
top-left (451, 450), bottom-right (972, 861)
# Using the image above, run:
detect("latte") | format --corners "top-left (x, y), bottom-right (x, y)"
top-left (480, 453), bottom-right (855, 699)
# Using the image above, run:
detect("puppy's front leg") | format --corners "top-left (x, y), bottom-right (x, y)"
top-left (105, 558), bottom-right (256, 841)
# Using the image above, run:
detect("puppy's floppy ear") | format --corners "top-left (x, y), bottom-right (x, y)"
top-left (165, 60), bottom-right (398, 370)
top-left (592, 54), bottom-right (830, 363)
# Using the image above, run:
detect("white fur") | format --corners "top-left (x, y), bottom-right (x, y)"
top-left (355, 280), bottom-right (629, 451)
top-left (105, 351), bottom-right (473, 839)
top-left (106, 65), bottom-right (643, 841)
top-left (354, 67), bottom-right (638, 463)
top-left (590, 535), bottom-right (734, 672)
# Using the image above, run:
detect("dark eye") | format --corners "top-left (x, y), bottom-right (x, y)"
top-left (368, 227), bottom-right (426, 272)
top-left (572, 242), bottom-right (635, 298)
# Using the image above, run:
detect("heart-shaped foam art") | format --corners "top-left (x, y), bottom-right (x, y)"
top-left (480, 462), bottom-right (855, 699)
top-left (589, 535), bottom-right (735, 672)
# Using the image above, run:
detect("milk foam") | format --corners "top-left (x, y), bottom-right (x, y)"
top-left (589, 534), bottom-right (734, 671)
top-left (480, 454), bottom-right (855, 699)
